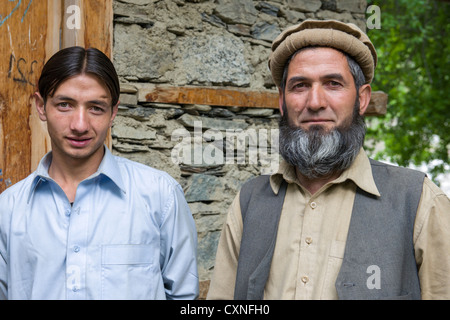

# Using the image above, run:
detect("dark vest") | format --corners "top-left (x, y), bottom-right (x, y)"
top-left (234, 159), bottom-right (425, 300)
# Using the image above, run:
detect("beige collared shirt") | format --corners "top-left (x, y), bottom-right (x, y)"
top-left (207, 149), bottom-right (450, 300)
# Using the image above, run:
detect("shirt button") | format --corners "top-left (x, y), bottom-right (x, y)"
top-left (305, 237), bottom-right (313, 245)
top-left (65, 209), bottom-right (71, 216)
top-left (73, 246), bottom-right (80, 253)
top-left (72, 286), bottom-right (78, 292)
top-left (310, 201), bottom-right (317, 209)
top-left (301, 276), bottom-right (309, 284)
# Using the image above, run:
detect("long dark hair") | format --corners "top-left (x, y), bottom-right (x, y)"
top-left (38, 46), bottom-right (120, 107)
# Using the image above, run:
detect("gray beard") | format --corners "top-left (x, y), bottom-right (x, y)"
top-left (278, 100), bottom-right (366, 179)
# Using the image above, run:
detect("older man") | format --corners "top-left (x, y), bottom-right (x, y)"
top-left (207, 20), bottom-right (450, 300)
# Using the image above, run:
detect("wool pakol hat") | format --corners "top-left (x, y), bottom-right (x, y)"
top-left (269, 19), bottom-right (377, 87)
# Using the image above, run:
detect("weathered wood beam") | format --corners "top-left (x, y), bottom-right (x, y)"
top-left (137, 85), bottom-right (388, 116)
top-left (365, 90), bottom-right (388, 116)
top-left (139, 85), bottom-right (279, 109)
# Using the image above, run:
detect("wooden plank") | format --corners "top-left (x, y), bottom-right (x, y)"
top-left (30, 0), bottom-right (61, 172)
top-left (0, 0), bottom-right (48, 193)
top-left (45, 0), bottom-right (62, 59)
top-left (140, 85), bottom-right (279, 109)
top-left (62, 0), bottom-right (85, 48)
top-left (138, 85), bottom-right (388, 116)
top-left (365, 90), bottom-right (388, 116)
top-left (83, 0), bottom-right (113, 59)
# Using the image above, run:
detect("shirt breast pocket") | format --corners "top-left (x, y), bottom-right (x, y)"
top-left (101, 244), bottom-right (160, 300)
top-left (321, 240), bottom-right (347, 299)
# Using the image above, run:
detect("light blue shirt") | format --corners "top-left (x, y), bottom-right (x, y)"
top-left (0, 147), bottom-right (199, 300)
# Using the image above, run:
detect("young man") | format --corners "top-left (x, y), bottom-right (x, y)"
top-left (207, 20), bottom-right (450, 300)
top-left (0, 47), bottom-right (199, 300)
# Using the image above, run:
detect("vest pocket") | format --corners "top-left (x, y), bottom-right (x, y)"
top-left (101, 244), bottom-right (157, 299)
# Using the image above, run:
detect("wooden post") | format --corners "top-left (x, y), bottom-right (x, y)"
top-left (0, 0), bottom-right (48, 193)
top-left (30, 0), bottom-right (61, 173)
top-left (62, 0), bottom-right (85, 49)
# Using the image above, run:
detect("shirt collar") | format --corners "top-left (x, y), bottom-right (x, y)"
top-left (96, 146), bottom-right (127, 194)
top-left (28, 146), bottom-right (126, 202)
top-left (27, 153), bottom-right (53, 204)
top-left (269, 148), bottom-right (381, 197)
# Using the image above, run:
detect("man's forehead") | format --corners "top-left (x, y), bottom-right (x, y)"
top-left (288, 47), bottom-right (350, 73)
top-left (50, 74), bottom-right (112, 101)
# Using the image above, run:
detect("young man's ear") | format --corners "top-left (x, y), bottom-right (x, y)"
top-left (109, 101), bottom-right (120, 127)
top-left (34, 92), bottom-right (47, 121)
top-left (358, 84), bottom-right (372, 116)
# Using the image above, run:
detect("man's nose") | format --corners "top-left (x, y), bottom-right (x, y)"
top-left (306, 85), bottom-right (327, 112)
top-left (70, 108), bottom-right (89, 133)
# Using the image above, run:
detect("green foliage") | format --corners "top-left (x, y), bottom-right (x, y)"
top-left (365, 0), bottom-right (449, 181)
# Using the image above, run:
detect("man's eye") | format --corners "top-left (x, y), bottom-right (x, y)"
top-left (57, 102), bottom-right (70, 109)
top-left (91, 106), bottom-right (105, 113)
top-left (328, 81), bottom-right (342, 87)
top-left (292, 83), bottom-right (307, 90)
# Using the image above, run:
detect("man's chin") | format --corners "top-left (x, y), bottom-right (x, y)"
top-left (62, 143), bottom-right (104, 160)
top-left (300, 123), bottom-right (335, 134)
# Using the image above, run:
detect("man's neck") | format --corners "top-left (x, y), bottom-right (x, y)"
top-left (295, 168), bottom-right (342, 195)
top-left (48, 147), bottom-right (105, 202)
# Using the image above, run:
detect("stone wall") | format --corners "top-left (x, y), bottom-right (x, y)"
top-left (111, 0), bottom-right (369, 298)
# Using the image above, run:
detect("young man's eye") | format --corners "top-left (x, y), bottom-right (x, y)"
top-left (57, 102), bottom-right (70, 109)
top-left (91, 106), bottom-right (106, 113)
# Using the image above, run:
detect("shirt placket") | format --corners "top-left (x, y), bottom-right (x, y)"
top-left (65, 188), bottom-right (89, 300)
top-left (295, 195), bottom-right (321, 299)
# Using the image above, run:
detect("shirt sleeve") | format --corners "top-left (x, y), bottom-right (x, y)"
top-left (206, 193), bottom-right (243, 300)
top-left (0, 251), bottom-right (6, 300)
top-left (0, 191), bottom-right (11, 300)
top-left (414, 177), bottom-right (450, 299)
top-left (159, 182), bottom-right (199, 300)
